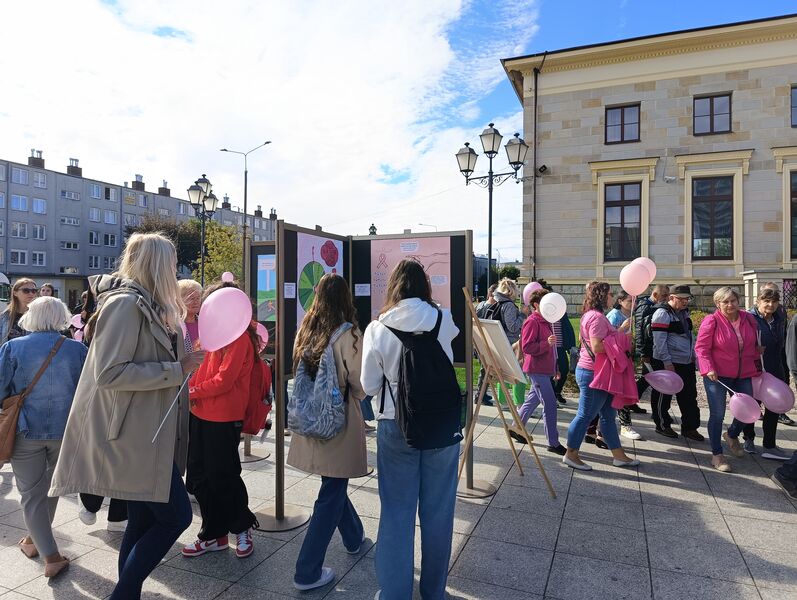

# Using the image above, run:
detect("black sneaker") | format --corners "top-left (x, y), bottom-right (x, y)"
top-left (778, 414), bottom-right (796, 426)
top-left (547, 444), bottom-right (567, 456)
top-left (771, 472), bottom-right (797, 499)
top-left (509, 430), bottom-right (526, 444)
top-left (682, 430), bottom-right (705, 442)
top-left (480, 396), bottom-right (494, 407)
top-left (556, 395), bottom-right (567, 405)
top-left (629, 404), bottom-right (647, 414)
top-left (595, 437), bottom-right (609, 450)
top-left (655, 427), bottom-right (678, 439)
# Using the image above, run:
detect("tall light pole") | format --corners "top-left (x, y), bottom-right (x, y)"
top-left (418, 223), bottom-right (438, 231)
top-left (187, 174), bottom-right (219, 286)
top-left (220, 141), bottom-right (271, 285)
top-left (456, 124), bottom-right (528, 290)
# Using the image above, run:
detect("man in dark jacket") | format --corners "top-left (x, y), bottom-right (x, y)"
top-left (633, 284), bottom-right (669, 407)
top-left (763, 282), bottom-right (795, 426)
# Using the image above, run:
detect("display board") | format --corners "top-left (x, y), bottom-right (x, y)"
top-left (351, 231), bottom-right (472, 366)
top-left (249, 242), bottom-right (277, 357)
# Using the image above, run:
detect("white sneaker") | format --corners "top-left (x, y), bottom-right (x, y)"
top-left (78, 500), bottom-right (97, 526)
top-left (621, 426), bottom-right (642, 440)
top-left (107, 520), bottom-right (127, 532)
top-left (294, 566), bottom-right (335, 590)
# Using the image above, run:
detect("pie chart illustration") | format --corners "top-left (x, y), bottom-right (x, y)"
top-left (299, 261), bottom-right (326, 310)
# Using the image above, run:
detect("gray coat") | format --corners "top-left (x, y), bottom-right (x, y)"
top-left (493, 292), bottom-right (526, 344)
top-left (49, 275), bottom-right (189, 503)
top-left (651, 305), bottom-right (694, 365)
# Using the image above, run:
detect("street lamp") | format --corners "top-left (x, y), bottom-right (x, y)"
top-left (188, 174), bottom-right (219, 286)
top-left (456, 124), bottom-right (528, 289)
top-left (220, 141), bottom-right (272, 285)
top-left (418, 223), bottom-right (438, 231)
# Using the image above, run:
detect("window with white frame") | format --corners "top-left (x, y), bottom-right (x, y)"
top-left (0, 192), bottom-right (4, 208)
top-left (32, 224), bottom-right (46, 240)
top-left (0, 248), bottom-right (4, 264)
top-left (90, 184), bottom-right (101, 199)
top-left (11, 195), bottom-right (28, 211)
top-left (31, 251), bottom-right (45, 267)
top-left (104, 233), bottom-right (117, 247)
top-left (0, 164), bottom-right (5, 181)
top-left (10, 250), bottom-right (27, 265)
top-left (105, 187), bottom-right (117, 202)
top-left (158, 208), bottom-right (170, 217)
top-left (178, 203), bottom-right (187, 215)
top-left (32, 198), bottom-right (46, 214)
top-left (11, 167), bottom-right (28, 185)
top-left (61, 241), bottom-right (80, 250)
top-left (0, 220), bottom-right (4, 236)
top-left (61, 216), bottom-right (80, 226)
top-left (103, 256), bottom-right (114, 269)
top-left (32, 172), bottom-right (47, 188)
top-left (61, 190), bottom-right (80, 201)
top-left (104, 210), bottom-right (118, 225)
top-left (255, 219), bottom-right (262, 229)
top-left (89, 208), bottom-right (101, 222)
top-left (89, 256), bottom-right (100, 269)
top-left (124, 214), bottom-right (139, 226)
top-left (11, 222), bottom-right (27, 238)
top-left (89, 231), bottom-right (100, 245)
top-left (138, 194), bottom-right (148, 208)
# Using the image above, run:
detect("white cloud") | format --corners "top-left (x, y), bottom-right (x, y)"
top-left (0, 0), bottom-right (538, 261)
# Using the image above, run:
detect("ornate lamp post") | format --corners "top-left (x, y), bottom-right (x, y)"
top-left (456, 124), bottom-right (529, 289)
top-left (187, 174), bottom-right (219, 286)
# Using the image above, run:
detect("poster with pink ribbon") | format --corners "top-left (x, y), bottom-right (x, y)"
top-left (369, 237), bottom-right (451, 319)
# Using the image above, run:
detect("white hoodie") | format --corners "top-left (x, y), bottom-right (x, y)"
top-left (361, 297), bottom-right (459, 420)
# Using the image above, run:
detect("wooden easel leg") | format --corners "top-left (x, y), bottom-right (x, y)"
top-left (492, 380), bottom-right (524, 475)
top-left (457, 372), bottom-right (491, 480)
top-left (518, 379), bottom-right (557, 499)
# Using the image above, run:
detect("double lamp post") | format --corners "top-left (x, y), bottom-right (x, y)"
top-left (186, 174), bottom-right (218, 286)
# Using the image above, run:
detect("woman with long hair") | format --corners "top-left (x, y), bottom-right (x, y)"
top-left (563, 281), bottom-right (639, 471)
top-left (287, 274), bottom-right (368, 591)
top-left (39, 283), bottom-right (55, 297)
top-left (182, 279), bottom-right (259, 559)
top-left (178, 279), bottom-right (202, 352)
top-left (361, 259), bottom-right (460, 600)
top-left (50, 233), bottom-right (205, 599)
top-left (0, 278), bottom-right (38, 343)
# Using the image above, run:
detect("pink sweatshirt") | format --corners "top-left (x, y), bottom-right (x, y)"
top-left (590, 332), bottom-right (639, 409)
top-left (694, 311), bottom-right (762, 379)
top-left (521, 311), bottom-right (556, 376)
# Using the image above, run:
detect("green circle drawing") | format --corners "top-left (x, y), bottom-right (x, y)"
top-left (299, 261), bottom-right (326, 310)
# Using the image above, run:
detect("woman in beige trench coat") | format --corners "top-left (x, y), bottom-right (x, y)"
top-left (288, 274), bottom-right (368, 592)
top-left (49, 233), bottom-right (205, 600)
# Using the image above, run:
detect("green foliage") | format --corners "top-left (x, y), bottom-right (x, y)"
top-left (498, 265), bottom-right (521, 280)
top-left (125, 214), bottom-right (201, 272)
top-left (192, 221), bottom-right (243, 283)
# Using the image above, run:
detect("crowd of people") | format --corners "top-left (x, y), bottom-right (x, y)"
top-left (3, 236), bottom-right (797, 598)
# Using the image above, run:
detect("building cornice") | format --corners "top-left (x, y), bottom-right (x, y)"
top-left (675, 149), bottom-right (753, 179)
top-left (589, 157), bottom-right (658, 185)
top-left (772, 146), bottom-right (797, 173)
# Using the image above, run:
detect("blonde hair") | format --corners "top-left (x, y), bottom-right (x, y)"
top-left (115, 233), bottom-right (184, 329)
top-left (19, 297), bottom-right (70, 332)
top-left (496, 278), bottom-right (519, 301)
top-left (713, 286), bottom-right (739, 306)
top-left (178, 279), bottom-right (202, 299)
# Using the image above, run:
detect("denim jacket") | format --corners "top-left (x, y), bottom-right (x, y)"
top-left (0, 331), bottom-right (87, 440)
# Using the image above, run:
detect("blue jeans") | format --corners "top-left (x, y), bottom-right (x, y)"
top-left (567, 367), bottom-right (621, 450)
top-left (294, 477), bottom-right (364, 585)
top-left (111, 464), bottom-right (192, 599)
top-left (361, 396), bottom-right (375, 421)
top-left (703, 376), bottom-right (753, 455)
top-left (375, 419), bottom-right (459, 600)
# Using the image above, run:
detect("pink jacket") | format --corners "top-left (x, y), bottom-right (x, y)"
top-left (521, 311), bottom-right (556, 376)
top-left (694, 311), bottom-right (762, 379)
top-left (589, 331), bottom-right (639, 409)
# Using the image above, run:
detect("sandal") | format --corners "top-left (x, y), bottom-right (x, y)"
top-left (44, 557), bottom-right (70, 578)
top-left (18, 537), bottom-right (38, 559)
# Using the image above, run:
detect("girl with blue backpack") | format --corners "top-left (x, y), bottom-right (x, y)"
top-left (287, 274), bottom-right (369, 591)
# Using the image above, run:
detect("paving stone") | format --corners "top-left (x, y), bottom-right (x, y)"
top-left (0, 536), bottom-right (94, 589)
top-left (564, 493), bottom-right (644, 531)
top-left (214, 583), bottom-right (298, 599)
top-left (449, 537), bottom-right (552, 595)
top-left (545, 553), bottom-right (651, 600)
top-left (647, 530), bottom-right (753, 584)
top-left (723, 515), bottom-right (797, 553)
top-left (643, 505), bottom-right (733, 542)
top-left (639, 479), bottom-right (720, 512)
top-left (452, 498), bottom-right (489, 536)
top-left (445, 574), bottom-right (543, 600)
top-left (651, 569), bottom-right (762, 600)
top-left (164, 534), bottom-right (284, 582)
top-left (568, 471), bottom-right (641, 504)
top-left (141, 564), bottom-right (232, 599)
top-left (556, 518), bottom-right (648, 567)
top-left (741, 547), bottom-right (797, 592)
top-left (0, 521), bottom-right (26, 548)
top-left (14, 547), bottom-right (119, 600)
top-left (322, 556), bottom-right (380, 599)
top-left (472, 506), bottom-right (559, 551)
top-left (490, 483), bottom-right (566, 518)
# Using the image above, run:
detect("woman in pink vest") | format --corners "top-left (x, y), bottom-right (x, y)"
top-left (694, 287), bottom-right (763, 473)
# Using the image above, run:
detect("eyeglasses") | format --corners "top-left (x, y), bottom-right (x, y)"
top-left (19, 288), bottom-right (38, 294)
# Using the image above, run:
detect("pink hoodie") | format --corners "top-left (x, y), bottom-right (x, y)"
top-left (521, 311), bottom-right (556, 376)
top-left (694, 310), bottom-right (762, 379)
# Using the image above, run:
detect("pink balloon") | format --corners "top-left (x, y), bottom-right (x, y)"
top-left (752, 373), bottom-right (795, 413)
top-left (255, 322), bottom-right (269, 352)
top-left (729, 392), bottom-right (761, 424)
top-left (632, 257), bottom-right (657, 281)
top-left (523, 282), bottom-right (543, 305)
top-left (619, 262), bottom-right (651, 296)
top-left (198, 287), bottom-right (253, 351)
top-left (644, 370), bottom-right (684, 395)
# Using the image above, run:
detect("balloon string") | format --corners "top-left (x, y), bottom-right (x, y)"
top-left (716, 379), bottom-right (737, 395)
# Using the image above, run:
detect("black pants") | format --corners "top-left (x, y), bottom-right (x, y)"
top-left (729, 405), bottom-right (778, 448)
top-left (587, 405), bottom-right (631, 436)
top-left (79, 493), bottom-right (128, 522)
top-left (185, 415), bottom-right (256, 541)
top-left (636, 362), bottom-right (651, 397)
top-left (650, 360), bottom-right (700, 432)
top-left (553, 347), bottom-right (569, 397)
top-left (776, 450), bottom-right (797, 480)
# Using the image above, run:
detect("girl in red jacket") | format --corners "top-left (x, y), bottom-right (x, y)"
top-left (182, 281), bottom-right (259, 559)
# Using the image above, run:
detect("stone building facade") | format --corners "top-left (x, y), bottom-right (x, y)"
top-left (502, 15), bottom-right (797, 308)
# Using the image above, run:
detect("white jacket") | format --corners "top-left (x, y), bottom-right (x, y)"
top-left (361, 298), bottom-right (459, 420)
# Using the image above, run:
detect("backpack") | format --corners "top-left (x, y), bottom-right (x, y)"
top-left (287, 323), bottom-right (351, 440)
top-left (482, 299), bottom-right (511, 327)
top-left (636, 299), bottom-right (659, 357)
top-left (380, 310), bottom-right (463, 450)
top-left (243, 353), bottom-right (272, 435)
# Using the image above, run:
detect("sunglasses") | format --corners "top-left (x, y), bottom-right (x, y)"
top-left (19, 288), bottom-right (38, 294)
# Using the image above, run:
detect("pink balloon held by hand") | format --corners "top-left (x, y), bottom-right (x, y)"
top-left (619, 262), bottom-right (651, 296)
top-left (198, 287), bottom-right (253, 351)
top-left (644, 370), bottom-right (684, 395)
top-left (729, 393), bottom-right (761, 424)
top-left (631, 257), bottom-right (657, 281)
top-left (752, 373), bottom-right (796, 413)
top-left (522, 282), bottom-right (543, 305)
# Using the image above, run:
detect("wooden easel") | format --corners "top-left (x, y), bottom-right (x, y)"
top-left (458, 287), bottom-right (556, 499)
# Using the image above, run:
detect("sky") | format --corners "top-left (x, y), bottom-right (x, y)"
top-left (0, 1), bottom-right (795, 263)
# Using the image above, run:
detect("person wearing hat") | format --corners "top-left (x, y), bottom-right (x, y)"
top-left (650, 285), bottom-right (702, 441)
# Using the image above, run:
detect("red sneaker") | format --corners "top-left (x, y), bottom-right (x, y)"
top-left (181, 536), bottom-right (229, 557)
top-left (235, 529), bottom-right (253, 558)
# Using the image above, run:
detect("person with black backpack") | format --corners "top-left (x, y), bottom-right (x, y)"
top-left (361, 259), bottom-right (461, 600)
top-left (633, 284), bottom-right (669, 402)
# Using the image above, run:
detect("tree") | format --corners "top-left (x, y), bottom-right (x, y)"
top-left (192, 221), bottom-right (243, 283)
top-left (499, 265), bottom-right (521, 280)
top-left (125, 214), bottom-right (201, 272)
top-left (476, 266), bottom-right (500, 298)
